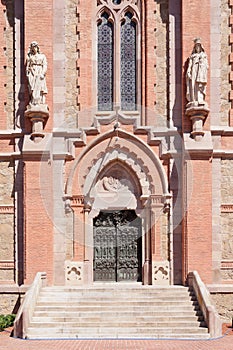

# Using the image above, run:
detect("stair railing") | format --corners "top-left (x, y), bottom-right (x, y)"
top-left (187, 271), bottom-right (222, 338)
top-left (13, 272), bottom-right (47, 338)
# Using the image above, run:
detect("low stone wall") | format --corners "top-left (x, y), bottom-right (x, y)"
top-left (208, 284), bottom-right (233, 323)
top-left (210, 293), bottom-right (233, 323)
top-left (0, 285), bottom-right (27, 315)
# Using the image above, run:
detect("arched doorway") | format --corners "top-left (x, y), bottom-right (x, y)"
top-left (93, 210), bottom-right (142, 282)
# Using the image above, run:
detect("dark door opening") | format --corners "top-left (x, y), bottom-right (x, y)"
top-left (93, 210), bottom-right (142, 282)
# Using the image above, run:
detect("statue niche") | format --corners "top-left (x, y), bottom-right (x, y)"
top-left (185, 38), bottom-right (209, 141)
top-left (25, 41), bottom-right (49, 138)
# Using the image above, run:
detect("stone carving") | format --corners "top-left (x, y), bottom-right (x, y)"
top-left (26, 41), bottom-right (48, 106)
top-left (102, 176), bottom-right (130, 192)
top-left (152, 261), bottom-right (169, 285)
top-left (65, 261), bottom-right (83, 285)
top-left (186, 38), bottom-right (208, 107)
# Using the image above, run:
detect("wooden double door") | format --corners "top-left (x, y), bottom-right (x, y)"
top-left (93, 210), bottom-right (142, 282)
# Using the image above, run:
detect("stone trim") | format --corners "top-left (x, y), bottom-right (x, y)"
top-left (0, 205), bottom-right (14, 214)
top-left (207, 284), bottom-right (233, 293)
top-left (221, 204), bottom-right (233, 212)
top-left (229, 0), bottom-right (233, 125)
top-left (71, 195), bottom-right (84, 207)
top-left (0, 260), bottom-right (14, 269)
top-left (221, 260), bottom-right (233, 269)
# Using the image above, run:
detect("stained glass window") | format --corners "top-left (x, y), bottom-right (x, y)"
top-left (121, 12), bottom-right (136, 111)
top-left (98, 13), bottom-right (113, 111)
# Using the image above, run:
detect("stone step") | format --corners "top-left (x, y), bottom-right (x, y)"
top-left (41, 289), bottom-right (192, 296)
top-left (33, 310), bottom-right (203, 318)
top-left (34, 305), bottom-right (199, 313)
top-left (29, 320), bottom-right (205, 328)
top-left (26, 326), bottom-right (209, 337)
top-left (26, 332), bottom-right (210, 340)
top-left (38, 295), bottom-right (194, 302)
top-left (35, 300), bottom-right (199, 308)
top-left (25, 284), bottom-right (208, 340)
top-left (31, 314), bottom-right (203, 323)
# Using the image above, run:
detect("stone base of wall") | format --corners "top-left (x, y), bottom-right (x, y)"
top-left (0, 285), bottom-right (27, 315)
top-left (209, 284), bottom-right (233, 323)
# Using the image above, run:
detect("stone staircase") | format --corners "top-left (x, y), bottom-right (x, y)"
top-left (25, 284), bottom-right (210, 339)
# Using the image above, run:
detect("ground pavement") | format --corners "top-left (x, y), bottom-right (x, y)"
top-left (1, 325), bottom-right (233, 350)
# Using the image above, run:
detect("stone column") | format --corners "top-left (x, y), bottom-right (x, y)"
top-left (142, 201), bottom-right (151, 285)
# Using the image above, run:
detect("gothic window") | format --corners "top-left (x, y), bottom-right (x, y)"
top-left (121, 12), bottom-right (136, 111)
top-left (98, 12), bottom-right (113, 111)
top-left (97, 1), bottom-right (140, 112)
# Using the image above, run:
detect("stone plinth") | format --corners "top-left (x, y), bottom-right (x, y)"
top-left (186, 104), bottom-right (209, 141)
top-left (25, 104), bottom-right (49, 139)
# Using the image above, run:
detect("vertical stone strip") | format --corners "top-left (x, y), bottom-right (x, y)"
top-left (229, 0), bottom-right (233, 125)
top-left (64, 0), bottom-right (78, 128)
top-left (153, 0), bottom-right (168, 127)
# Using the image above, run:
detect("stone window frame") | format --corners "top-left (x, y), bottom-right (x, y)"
top-left (94, 0), bottom-right (141, 113)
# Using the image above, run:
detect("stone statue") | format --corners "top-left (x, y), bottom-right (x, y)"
top-left (186, 38), bottom-right (208, 107)
top-left (26, 41), bottom-right (48, 106)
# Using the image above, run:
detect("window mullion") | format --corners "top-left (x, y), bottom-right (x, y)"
top-left (114, 14), bottom-right (121, 109)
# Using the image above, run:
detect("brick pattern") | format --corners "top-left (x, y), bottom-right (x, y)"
top-left (24, 0), bottom-right (53, 131)
top-left (24, 161), bottom-right (53, 284)
top-left (76, 0), bottom-right (93, 127)
top-left (184, 160), bottom-right (212, 284)
top-left (0, 2), bottom-right (14, 129)
top-left (182, 0), bottom-right (211, 132)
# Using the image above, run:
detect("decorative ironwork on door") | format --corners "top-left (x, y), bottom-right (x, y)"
top-left (93, 210), bottom-right (142, 282)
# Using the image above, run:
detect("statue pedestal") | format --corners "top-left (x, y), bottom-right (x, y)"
top-left (186, 104), bottom-right (209, 141)
top-left (25, 104), bottom-right (49, 140)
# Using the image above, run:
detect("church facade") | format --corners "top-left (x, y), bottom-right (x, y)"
top-left (1, 0), bottom-right (233, 316)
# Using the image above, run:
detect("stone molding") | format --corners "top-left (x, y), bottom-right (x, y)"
top-left (0, 205), bottom-right (14, 214)
top-left (71, 195), bottom-right (84, 207)
top-left (0, 260), bottom-right (14, 269)
top-left (229, 0), bottom-right (233, 125)
top-left (221, 260), bottom-right (233, 269)
top-left (221, 204), bottom-right (233, 212)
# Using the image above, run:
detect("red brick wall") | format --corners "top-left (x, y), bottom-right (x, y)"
top-left (184, 159), bottom-right (212, 284)
top-left (0, 3), bottom-right (9, 129)
top-left (182, 0), bottom-right (211, 132)
top-left (24, 0), bottom-right (53, 131)
top-left (24, 161), bottom-right (53, 284)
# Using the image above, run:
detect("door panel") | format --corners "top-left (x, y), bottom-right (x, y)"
top-left (94, 227), bottom-right (116, 281)
top-left (117, 226), bottom-right (141, 281)
top-left (93, 210), bottom-right (142, 282)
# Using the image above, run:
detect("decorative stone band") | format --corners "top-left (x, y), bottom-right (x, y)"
top-left (66, 194), bottom-right (170, 213)
top-left (221, 204), bottom-right (233, 212)
top-left (0, 205), bottom-right (14, 214)
top-left (0, 260), bottom-right (14, 269)
top-left (221, 260), bottom-right (233, 269)
top-left (71, 195), bottom-right (85, 207)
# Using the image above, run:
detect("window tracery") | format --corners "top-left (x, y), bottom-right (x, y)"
top-left (96, 0), bottom-right (140, 111)
top-left (98, 13), bottom-right (113, 111)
